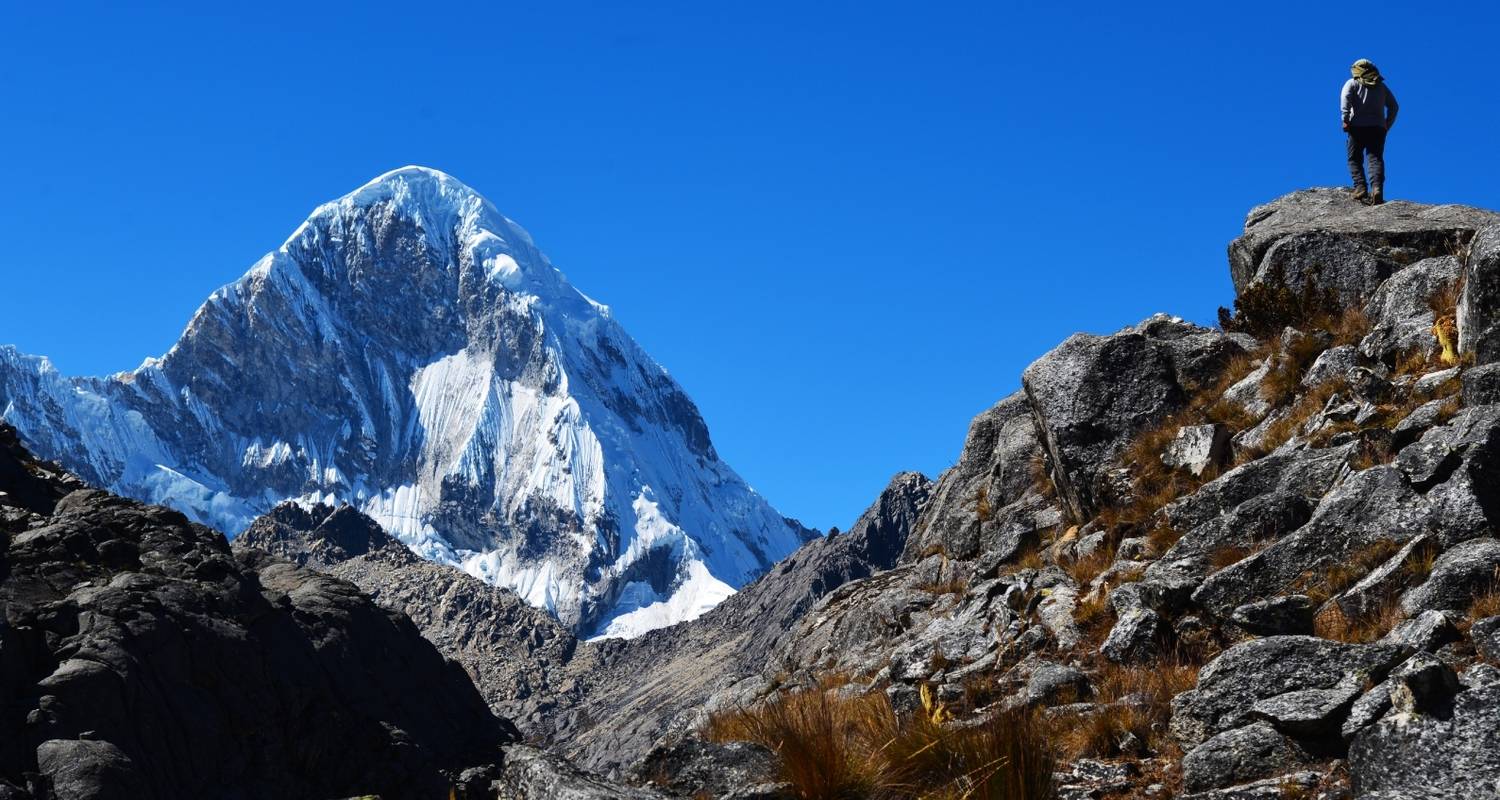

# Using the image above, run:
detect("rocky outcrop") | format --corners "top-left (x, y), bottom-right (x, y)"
top-left (0, 424), bottom-right (517, 799)
top-left (1022, 315), bottom-right (1252, 522)
top-left (1349, 673), bottom-right (1500, 798)
top-left (1458, 223), bottom-right (1500, 364)
top-left (902, 393), bottom-right (1049, 561)
top-left (1229, 188), bottom-right (1497, 304)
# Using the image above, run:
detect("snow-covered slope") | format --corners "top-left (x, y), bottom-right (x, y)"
top-left (0, 166), bottom-right (812, 637)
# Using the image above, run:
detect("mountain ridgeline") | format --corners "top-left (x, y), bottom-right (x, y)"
top-left (0, 167), bottom-right (812, 638)
top-left (9, 184), bottom-right (1500, 800)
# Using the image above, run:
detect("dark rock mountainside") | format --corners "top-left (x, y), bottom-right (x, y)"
top-left (236, 502), bottom-right (583, 731)
top-left (0, 425), bottom-right (517, 799)
top-left (232, 472), bottom-right (935, 775)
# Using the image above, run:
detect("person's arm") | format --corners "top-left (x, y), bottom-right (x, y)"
top-left (1341, 79), bottom-right (1356, 129)
top-left (1384, 85), bottom-right (1399, 130)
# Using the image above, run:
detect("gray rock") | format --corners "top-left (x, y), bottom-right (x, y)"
top-left (1391, 397), bottom-right (1454, 446)
top-left (497, 745), bottom-right (666, 799)
top-left (1349, 677), bottom-right (1500, 798)
top-left (1302, 344), bottom-right (1362, 387)
top-left (1342, 680), bottom-right (1393, 741)
top-left (1462, 663), bottom-right (1500, 689)
top-left (34, 739), bottom-right (146, 800)
top-left (1170, 636), bottom-right (1406, 747)
top-left (1400, 537), bottom-right (1500, 614)
top-left (1192, 466), bottom-right (1428, 616)
top-left (1470, 616), bottom-right (1500, 662)
top-left (1229, 188), bottom-right (1497, 306)
top-left (1100, 607), bottom-right (1164, 664)
top-left (1413, 366), bottom-right (1461, 393)
top-left (1459, 223), bottom-right (1500, 364)
top-left (1022, 314), bottom-right (1250, 522)
top-left (1463, 361), bottom-right (1500, 406)
top-left (1163, 424), bottom-right (1232, 477)
top-left (629, 738), bottom-right (778, 799)
top-left (1180, 773), bottom-right (1322, 800)
top-left (1388, 652), bottom-right (1459, 715)
top-left (902, 393), bottom-right (1042, 561)
top-left (1181, 723), bottom-right (1309, 793)
top-left (1230, 595), bottom-right (1314, 636)
top-left (1247, 681), bottom-right (1363, 738)
top-left (1381, 610), bottom-right (1460, 653)
top-left (1360, 255), bottom-right (1464, 362)
top-left (1222, 357), bottom-right (1275, 419)
top-left (1331, 533), bottom-right (1437, 618)
top-left (1021, 661), bottom-right (1091, 707)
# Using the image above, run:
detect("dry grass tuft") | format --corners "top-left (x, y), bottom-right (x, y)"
top-left (1062, 537), bottom-right (1120, 589)
top-left (975, 487), bottom-right (993, 523)
top-left (1049, 658), bottom-right (1198, 761)
top-left (1296, 539), bottom-right (1403, 605)
top-left (705, 688), bottom-right (1056, 800)
top-left (1467, 572), bottom-right (1500, 622)
top-left (1145, 525), bottom-right (1183, 558)
top-left (1313, 595), bottom-right (1405, 643)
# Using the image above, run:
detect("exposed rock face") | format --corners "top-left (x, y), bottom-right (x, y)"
top-left (1458, 223), bottom-right (1500, 364)
top-left (0, 424), bottom-right (517, 799)
top-left (1229, 188), bottom-right (1497, 304)
top-left (1022, 315), bottom-right (1252, 522)
top-left (1181, 723), bottom-right (1309, 793)
top-left (1170, 636), bottom-right (1405, 748)
top-left (1349, 678), bottom-right (1500, 798)
top-left (902, 393), bottom-right (1047, 561)
top-left (1360, 255), bottom-right (1464, 362)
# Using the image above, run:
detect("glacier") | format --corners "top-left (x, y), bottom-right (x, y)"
top-left (0, 166), bottom-right (813, 637)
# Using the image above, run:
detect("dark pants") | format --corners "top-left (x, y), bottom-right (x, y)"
top-left (1347, 125), bottom-right (1387, 192)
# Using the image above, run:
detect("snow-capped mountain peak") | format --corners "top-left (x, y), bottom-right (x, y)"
top-left (0, 166), bottom-right (811, 637)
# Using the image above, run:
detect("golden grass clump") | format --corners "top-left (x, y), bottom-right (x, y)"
top-left (1296, 539), bottom-right (1403, 605)
top-left (1466, 571), bottom-right (1500, 622)
top-left (1313, 595), bottom-right (1405, 643)
top-left (705, 687), bottom-right (1056, 800)
top-left (1049, 659), bottom-right (1198, 762)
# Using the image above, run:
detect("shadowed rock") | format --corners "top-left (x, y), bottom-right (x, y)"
top-left (0, 424), bottom-right (517, 799)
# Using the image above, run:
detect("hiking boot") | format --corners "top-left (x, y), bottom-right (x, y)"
top-left (1370, 186), bottom-right (1385, 205)
top-left (1351, 185), bottom-right (1369, 202)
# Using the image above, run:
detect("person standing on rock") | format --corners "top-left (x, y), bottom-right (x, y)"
top-left (1341, 59), bottom-right (1399, 205)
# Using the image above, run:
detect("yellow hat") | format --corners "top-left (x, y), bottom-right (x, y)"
top-left (1351, 59), bottom-right (1382, 86)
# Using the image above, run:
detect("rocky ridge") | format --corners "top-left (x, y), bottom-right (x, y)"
top-left (515, 188), bottom-right (1500, 798)
top-left (12, 186), bottom-right (1500, 799)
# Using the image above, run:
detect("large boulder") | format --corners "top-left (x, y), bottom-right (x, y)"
top-left (1022, 315), bottom-right (1252, 522)
top-left (1349, 679), bottom-right (1500, 798)
top-left (1400, 538), bottom-right (1500, 615)
top-left (1458, 223), bottom-right (1500, 364)
top-left (1359, 255), bottom-right (1464, 362)
top-left (1229, 189), bottom-right (1498, 306)
top-left (1170, 636), bottom-right (1406, 748)
top-left (1191, 465), bottom-right (1427, 615)
top-left (1181, 723), bottom-right (1310, 793)
top-left (902, 393), bottom-right (1048, 561)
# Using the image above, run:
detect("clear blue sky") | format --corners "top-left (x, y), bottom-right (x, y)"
top-left (3, 2), bottom-right (1497, 532)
